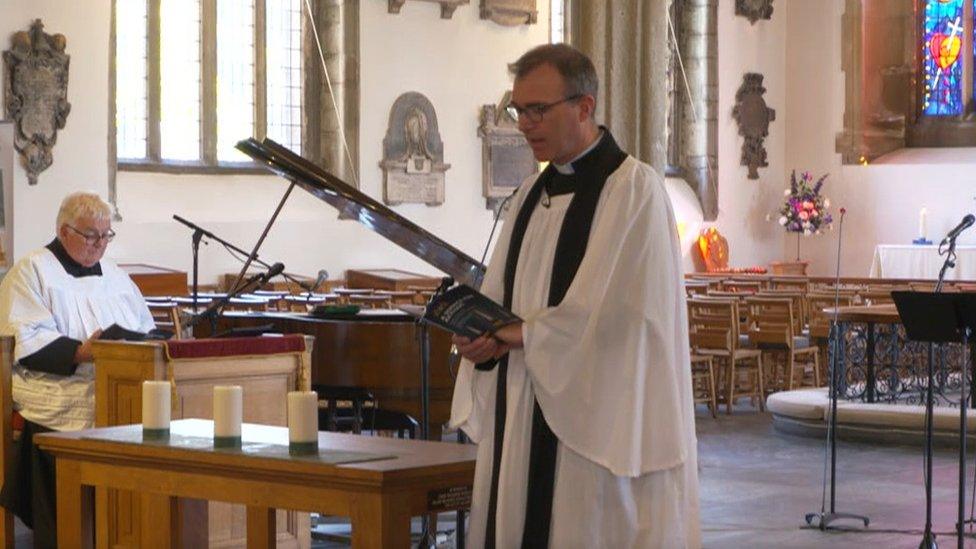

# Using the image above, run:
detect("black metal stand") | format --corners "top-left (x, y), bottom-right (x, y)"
top-left (805, 208), bottom-right (871, 532)
top-left (891, 257), bottom-right (976, 549)
top-left (803, 319), bottom-right (871, 530)
top-left (191, 228), bottom-right (203, 313)
top-left (173, 213), bottom-right (315, 298)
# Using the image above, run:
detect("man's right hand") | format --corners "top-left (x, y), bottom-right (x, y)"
top-left (74, 329), bottom-right (103, 364)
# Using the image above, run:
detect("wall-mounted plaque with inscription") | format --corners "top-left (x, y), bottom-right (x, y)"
top-left (478, 91), bottom-right (538, 210)
top-left (380, 92), bottom-right (450, 206)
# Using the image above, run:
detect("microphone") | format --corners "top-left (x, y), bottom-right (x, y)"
top-left (942, 214), bottom-right (976, 244)
top-left (309, 269), bottom-right (329, 297)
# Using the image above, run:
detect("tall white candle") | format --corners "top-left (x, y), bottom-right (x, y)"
top-left (919, 207), bottom-right (928, 239)
top-left (213, 385), bottom-right (243, 440)
top-left (142, 381), bottom-right (171, 433)
top-left (287, 391), bottom-right (319, 454)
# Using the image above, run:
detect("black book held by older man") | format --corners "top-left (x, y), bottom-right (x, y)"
top-left (421, 284), bottom-right (521, 339)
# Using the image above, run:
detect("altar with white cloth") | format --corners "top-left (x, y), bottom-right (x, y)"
top-left (869, 244), bottom-right (976, 279)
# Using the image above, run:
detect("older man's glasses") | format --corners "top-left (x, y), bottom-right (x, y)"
top-left (505, 94), bottom-right (582, 123)
top-left (67, 225), bottom-right (116, 245)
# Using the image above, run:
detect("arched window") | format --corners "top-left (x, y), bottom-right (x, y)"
top-left (920, 0), bottom-right (972, 117)
top-left (837, 0), bottom-right (976, 163)
top-left (909, 0), bottom-right (976, 147)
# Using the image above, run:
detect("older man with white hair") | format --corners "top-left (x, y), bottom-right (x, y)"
top-left (0, 191), bottom-right (155, 548)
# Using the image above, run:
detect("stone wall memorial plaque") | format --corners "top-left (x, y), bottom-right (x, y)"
top-left (732, 73), bottom-right (775, 180)
top-left (2, 20), bottom-right (71, 185)
top-left (480, 0), bottom-right (537, 26)
top-left (735, 0), bottom-right (773, 24)
top-left (387, 0), bottom-right (470, 19)
top-left (380, 92), bottom-right (450, 206)
top-left (478, 91), bottom-right (538, 210)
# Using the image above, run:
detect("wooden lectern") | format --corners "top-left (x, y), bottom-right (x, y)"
top-left (92, 335), bottom-right (313, 548)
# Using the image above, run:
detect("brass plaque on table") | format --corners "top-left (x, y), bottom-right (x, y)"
top-left (428, 484), bottom-right (473, 512)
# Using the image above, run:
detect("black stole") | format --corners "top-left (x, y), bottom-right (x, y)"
top-left (482, 131), bottom-right (627, 548)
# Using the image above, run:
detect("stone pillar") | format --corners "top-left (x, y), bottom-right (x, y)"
top-left (305, 0), bottom-right (360, 185)
top-left (678, 0), bottom-right (717, 221)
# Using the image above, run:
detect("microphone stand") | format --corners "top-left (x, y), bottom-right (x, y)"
top-left (806, 209), bottom-right (870, 531)
top-left (173, 214), bottom-right (316, 297)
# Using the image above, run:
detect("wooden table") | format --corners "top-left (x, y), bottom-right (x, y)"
top-left (36, 419), bottom-right (477, 549)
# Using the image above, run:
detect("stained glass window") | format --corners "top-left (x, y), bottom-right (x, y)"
top-left (922, 0), bottom-right (965, 116)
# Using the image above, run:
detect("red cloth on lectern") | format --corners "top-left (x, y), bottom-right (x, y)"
top-left (164, 335), bottom-right (305, 360)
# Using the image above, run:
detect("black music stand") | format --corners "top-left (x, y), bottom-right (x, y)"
top-left (893, 291), bottom-right (976, 549)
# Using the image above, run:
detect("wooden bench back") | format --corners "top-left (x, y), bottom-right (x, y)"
top-left (1, 335), bottom-right (14, 547)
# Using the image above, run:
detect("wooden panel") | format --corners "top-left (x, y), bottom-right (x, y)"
top-left (120, 263), bottom-right (188, 297)
top-left (0, 337), bottom-right (14, 549)
top-left (92, 340), bottom-right (313, 549)
top-left (346, 268), bottom-right (441, 291)
top-left (205, 314), bottom-right (455, 439)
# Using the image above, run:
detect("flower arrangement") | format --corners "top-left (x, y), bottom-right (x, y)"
top-left (778, 170), bottom-right (833, 260)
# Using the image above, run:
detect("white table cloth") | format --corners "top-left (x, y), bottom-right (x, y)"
top-left (870, 244), bottom-right (976, 280)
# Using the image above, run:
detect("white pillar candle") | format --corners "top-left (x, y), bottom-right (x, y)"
top-left (142, 381), bottom-right (171, 438)
top-left (919, 207), bottom-right (928, 239)
top-left (213, 385), bottom-right (243, 447)
top-left (287, 391), bottom-right (319, 455)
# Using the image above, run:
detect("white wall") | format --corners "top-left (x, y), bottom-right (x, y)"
top-left (703, 0), bottom-right (789, 271)
top-left (1, 1), bottom-right (549, 284)
top-left (784, 0), bottom-right (976, 277)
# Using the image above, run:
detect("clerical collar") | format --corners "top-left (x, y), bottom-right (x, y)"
top-left (552, 130), bottom-right (605, 175)
top-left (46, 239), bottom-right (103, 277)
top-left (542, 128), bottom-right (613, 206)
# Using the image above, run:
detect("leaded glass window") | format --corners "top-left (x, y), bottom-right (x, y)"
top-left (921, 0), bottom-right (974, 117)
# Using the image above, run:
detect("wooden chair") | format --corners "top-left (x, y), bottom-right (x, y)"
top-left (685, 281), bottom-right (710, 297)
top-left (687, 298), bottom-right (765, 413)
top-left (743, 297), bottom-right (820, 393)
top-left (348, 294), bottom-right (393, 309)
top-left (1, 336), bottom-right (14, 548)
top-left (146, 300), bottom-right (186, 339)
top-left (721, 279), bottom-right (763, 294)
top-left (770, 277), bottom-right (809, 292)
top-left (690, 354), bottom-right (717, 418)
top-left (757, 289), bottom-right (807, 336)
top-left (375, 290), bottom-right (417, 306)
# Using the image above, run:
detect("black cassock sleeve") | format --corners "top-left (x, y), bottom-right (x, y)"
top-left (18, 336), bottom-right (81, 376)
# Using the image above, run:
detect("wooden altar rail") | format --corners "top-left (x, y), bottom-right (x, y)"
top-left (686, 273), bottom-right (976, 288)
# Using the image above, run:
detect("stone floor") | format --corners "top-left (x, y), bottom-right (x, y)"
top-left (14, 404), bottom-right (976, 547)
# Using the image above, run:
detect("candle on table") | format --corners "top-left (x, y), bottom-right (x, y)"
top-left (287, 391), bottom-right (319, 456)
top-left (213, 385), bottom-right (243, 448)
top-left (142, 380), bottom-right (171, 440)
top-left (919, 207), bottom-right (928, 240)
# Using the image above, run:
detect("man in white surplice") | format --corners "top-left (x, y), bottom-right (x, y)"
top-left (0, 191), bottom-right (154, 548)
top-left (450, 44), bottom-right (701, 548)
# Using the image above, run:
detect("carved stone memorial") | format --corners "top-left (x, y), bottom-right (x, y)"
top-left (2, 20), bottom-right (71, 186)
top-left (387, 0), bottom-right (470, 19)
top-left (478, 92), bottom-right (537, 210)
top-left (480, 0), bottom-right (537, 26)
top-left (735, 0), bottom-right (774, 24)
top-left (732, 73), bottom-right (775, 180)
top-left (380, 92), bottom-right (450, 206)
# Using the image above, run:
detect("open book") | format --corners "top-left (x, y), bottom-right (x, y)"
top-left (420, 285), bottom-right (521, 338)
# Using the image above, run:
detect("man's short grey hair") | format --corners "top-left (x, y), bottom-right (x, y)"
top-left (56, 191), bottom-right (112, 230)
top-left (511, 44), bottom-right (599, 105)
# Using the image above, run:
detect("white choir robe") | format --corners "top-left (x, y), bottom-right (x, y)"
top-left (450, 156), bottom-right (701, 548)
top-left (0, 247), bottom-right (155, 431)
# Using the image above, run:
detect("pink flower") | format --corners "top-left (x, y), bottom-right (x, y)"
top-left (810, 210), bottom-right (818, 217)
top-left (802, 201), bottom-right (815, 210)
top-left (798, 211), bottom-right (810, 221)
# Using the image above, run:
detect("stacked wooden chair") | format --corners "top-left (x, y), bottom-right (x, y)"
top-left (687, 297), bottom-right (765, 413)
top-left (743, 296), bottom-right (820, 393)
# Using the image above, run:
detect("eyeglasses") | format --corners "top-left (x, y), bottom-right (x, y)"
top-left (505, 94), bottom-right (583, 124)
top-left (66, 225), bottom-right (116, 245)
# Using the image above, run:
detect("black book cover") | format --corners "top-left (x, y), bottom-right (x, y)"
top-left (422, 285), bottom-right (521, 338)
top-left (99, 324), bottom-right (173, 341)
